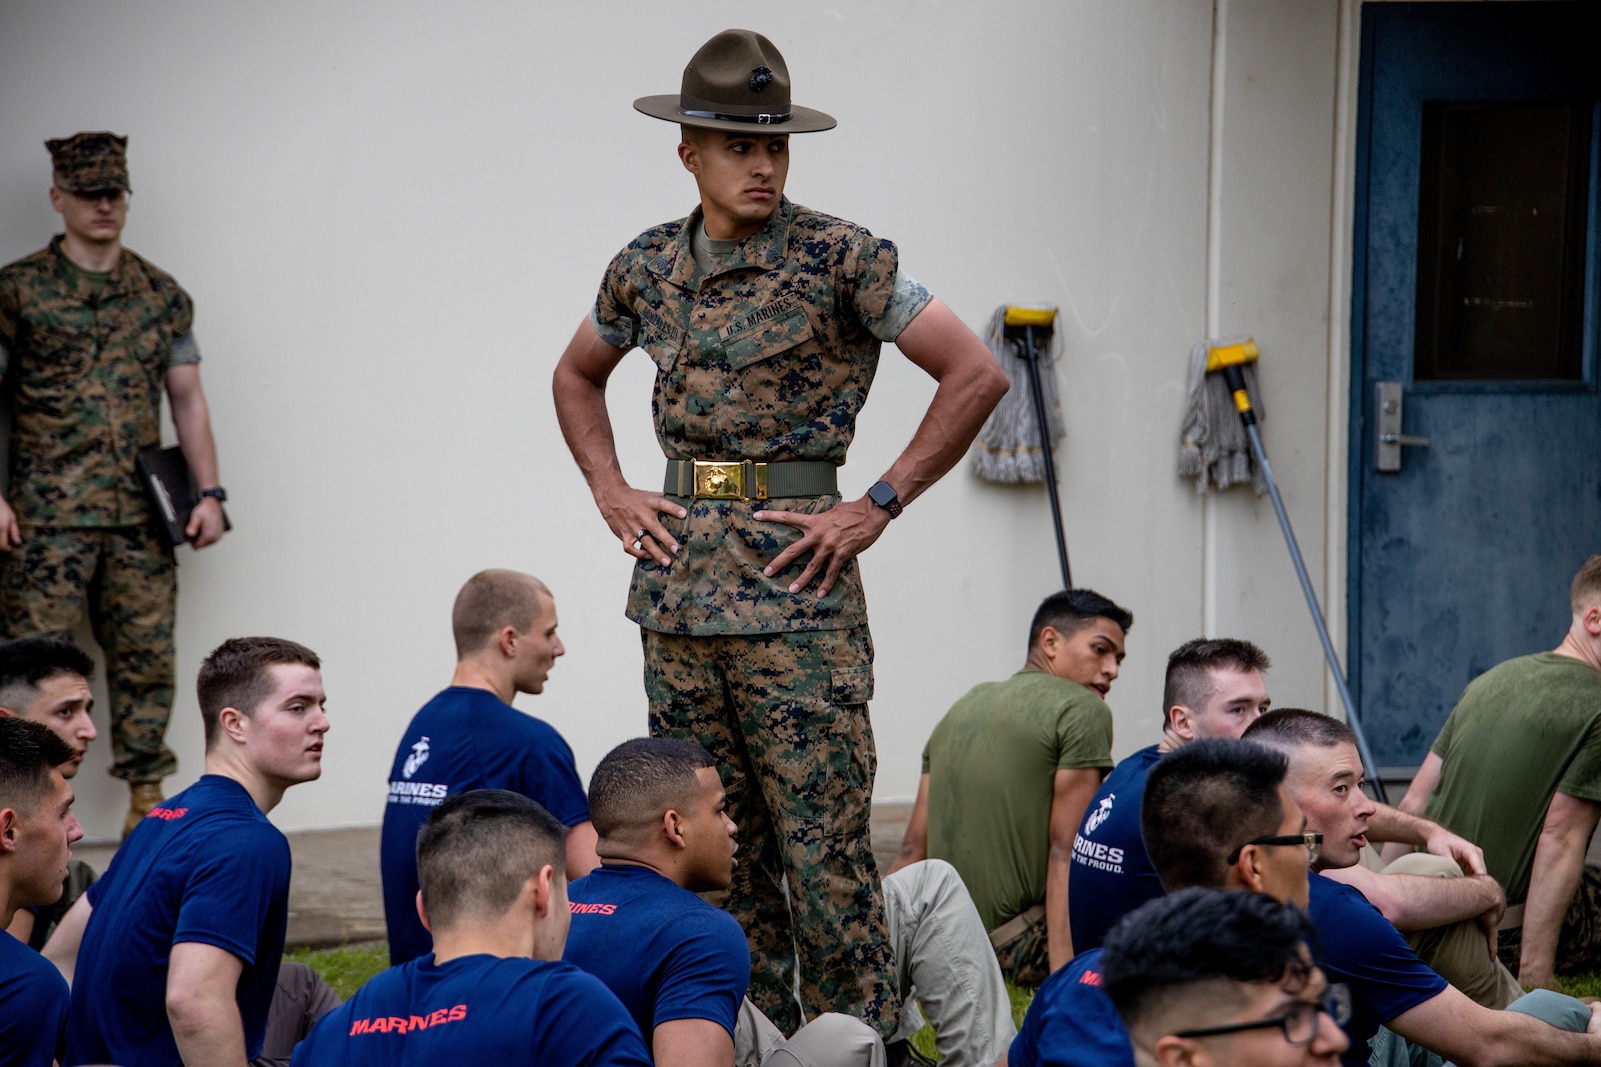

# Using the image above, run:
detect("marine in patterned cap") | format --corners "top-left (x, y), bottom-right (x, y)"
top-left (0, 131), bottom-right (229, 836)
top-left (552, 28), bottom-right (1010, 1043)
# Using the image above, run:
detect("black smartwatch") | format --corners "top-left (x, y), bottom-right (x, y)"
top-left (867, 480), bottom-right (902, 519)
top-left (198, 486), bottom-right (228, 503)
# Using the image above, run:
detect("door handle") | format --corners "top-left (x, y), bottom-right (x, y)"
top-left (1375, 381), bottom-right (1429, 472)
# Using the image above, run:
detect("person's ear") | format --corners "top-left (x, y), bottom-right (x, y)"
top-left (48, 186), bottom-right (65, 214)
top-left (662, 807), bottom-right (688, 848)
top-left (218, 706), bottom-right (249, 744)
top-left (678, 140), bottom-right (701, 176)
top-left (416, 890), bottom-right (431, 933)
top-left (0, 807), bottom-right (19, 854)
top-left (1153, 1035), bottom-right (1211, 1067)
top-left (527, 864), bottom-right (557, 918)
top-left (496, 626), bottom-right (520, 659)
top-left (1234, 843), bottom-right (1270, 894)
top-left (1168, 704), bottom-right (1195, 740)
top-left (1582, 604), bottom-right (1601, 636)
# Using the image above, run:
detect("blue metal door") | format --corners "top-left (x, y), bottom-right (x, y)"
top-left (1351, 2), bottom-right (1601, 773)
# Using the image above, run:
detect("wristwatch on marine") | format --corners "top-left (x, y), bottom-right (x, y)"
top-left (198, 486), bottom-right (228, 503)
top-left (867, 480), bottom-right (902, 519)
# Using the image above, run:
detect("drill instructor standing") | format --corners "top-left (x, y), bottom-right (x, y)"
top-left (553, 29), bottom-right (1007, 1037)
top-left (0, 133), bottom-right (226, 835)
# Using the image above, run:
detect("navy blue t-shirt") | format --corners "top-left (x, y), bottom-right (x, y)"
top-left (1068, 744), bottom-right (1164, 952)
top-left (1308, 874), bottom-right (1448, 1066)
top-left (67, 775), bottom-right (290, 1067)
top-left (290, 953), bottom-right (650, 1066)
top-left (380, 687), bottom-right (591, 964)
top-left (0, 929), bottom-right (69, 1067)
top-left (1008, 948), bottom-right (1135, 1067)
top-left (563, 865), bottom-right (748, 1040)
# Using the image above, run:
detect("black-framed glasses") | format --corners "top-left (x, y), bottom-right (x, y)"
top-left (1175, 983), bottom-right (1352, 1046)
top-left (1227, 831), bottom-right (1322, 866)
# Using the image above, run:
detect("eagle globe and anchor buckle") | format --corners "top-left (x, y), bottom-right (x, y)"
top-left (693, 460), bottom-right (768, 501)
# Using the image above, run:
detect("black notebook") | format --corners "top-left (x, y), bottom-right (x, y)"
top-left (135, 446), bottom-right (232, 547)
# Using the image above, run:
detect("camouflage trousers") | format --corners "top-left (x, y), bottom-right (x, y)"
top-left (1497, 863), bottom-right (1601, 977)
top-left (643, 625), bottom-right (901, 1039)
top-left (0, 524), bottom-right (177, 783)
top-left (990, 905), bottom-right (1052, 988)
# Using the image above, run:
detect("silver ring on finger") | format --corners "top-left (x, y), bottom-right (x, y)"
top-left (633, 528), bottom-right (647, 540)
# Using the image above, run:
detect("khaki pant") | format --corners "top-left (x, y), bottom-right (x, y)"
top-left (1382, 853), bottom-right (1523, 1009)
top-left (735, 999), bottom-right (885, 1067)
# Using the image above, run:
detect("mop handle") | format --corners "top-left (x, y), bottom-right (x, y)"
top-left (1021, 324), bottom-right (1073, 589)
top-left (1239, 415), bottom-right (1390, 805)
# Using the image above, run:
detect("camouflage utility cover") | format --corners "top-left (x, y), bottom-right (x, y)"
top-left (0, 238), bottom-right (198, 526)
top-left (47, 131), bottom-right (132, 195)
top-left (593, 198), bottom-right (929, 636)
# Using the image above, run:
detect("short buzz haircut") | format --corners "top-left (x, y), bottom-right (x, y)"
top-left (588, 737), bottom-right (717, 842)
top-left (1027, 589), bottom-right (1134, 651)
top-left (1142, 739), bottom-right (1288, 892)
top-left (451, 569), bottom-right (551, 659)
top-left (0, 717), bottom-right (74, 813)
top-left (1161, 638), bottom-right (1271, 727)
top-left (197, 637), bottom-right (321, 748)
top-left (1242, 708), bottom-right (1358, 754)
top-left (1573, 554), bottom-right (1601, 615)
top-left (0, 636), bottom-right (95, 711)
top-left (417, 790), bottom-right (567, 931)
top-left (1101, 888), bottom-right (1321, 1049)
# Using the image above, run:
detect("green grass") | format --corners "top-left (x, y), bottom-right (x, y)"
top-left (908, 982), bottom-right (1034, 1061)
top-left (287, 941), bottom-right (389, 1000)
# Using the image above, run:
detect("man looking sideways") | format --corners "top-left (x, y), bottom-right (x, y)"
top-left (50, 637), bottom-right (330, 1067)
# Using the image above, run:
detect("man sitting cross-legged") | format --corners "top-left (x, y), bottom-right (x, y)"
top-left (1007, 738), bottom-right (1601, 1067)
top-left (293, 790), bottom-right (650, 1065)
top-left (1101, 888), bottom-right (1350, 1067)
top-left (48, 637), bottom-right (331, 1067)
top-left (566, 738), bottom-right (1013, 1067)
top-left (0, 717), bottom-right (84, 1067)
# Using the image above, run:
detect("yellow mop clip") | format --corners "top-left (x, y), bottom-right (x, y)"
top-left (1207, 338), bottom-right (1260, 422)
top-left (1003, 305), bottom-right (1059, 330)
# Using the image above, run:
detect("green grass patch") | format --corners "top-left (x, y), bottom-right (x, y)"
top-left (1559, 973), bottom-right (1601, 999)
top-left (286, 941), bottom-right (389, 1000)
top-left (908, 981), bottom-right (1035, 1060)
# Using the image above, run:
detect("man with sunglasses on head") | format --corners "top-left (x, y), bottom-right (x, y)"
top-left (1246, 709), bottom-right (1601, 1066)
top-left (1100, 888), bottom-right (1350, 1067)
top-left (0, 132), bottom-right (227, 837)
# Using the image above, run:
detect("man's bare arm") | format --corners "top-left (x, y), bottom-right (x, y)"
top-left (1369, 798), bottom-right (1485, 875)
top-left (754, 299), bottom-right (1009, 596)
top-left (565, 819), bottom-right (601, 880)
top-left (1389, 982), bottom-right (1601, 1066)
top-left (1046, 768), bottom-right (1103, 973)
top-left (551, 319), bottom-right (685, 568)
top-left (168, 941), bottom-right (248, 1067)
top-left (653, 1018), bottom-right (735, 1067)
top-left (887, 773), bottom-right (931, 876)
top-left (1320, 865), bottom-right (1503, 932)
top-left (1382, 753), bottom-right (1445, 864)
top-left (1519, 791), bottom-right (1601, 990)
top-left (164, 362), bottom-right (226, 547)
top-left (42, 892), bottom-right (91, 985)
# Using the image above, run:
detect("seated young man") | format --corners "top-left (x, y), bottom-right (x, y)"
top-left (566, 738), bottom-right (1013, 1067)
top-left (1101, 888), bottom-right (1349, 1067)
top-left (1008, 739), bottom-right (1601, 1067)
top-left (292, 790), bottom-right (650, 1065)
top-left (893, 588), bottom-right (1132, 984)
top-left (49, 637), bottom-right (331, 1067)
top-left (0, 717), bottom-right (84, 1067)
top-left (0, 636), bottom-right (98, 948)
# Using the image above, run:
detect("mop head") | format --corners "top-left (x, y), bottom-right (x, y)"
top-left (973, 305), bottom-right (1065, 484)
top-left (1178, 335), bottom-right (1267, 495)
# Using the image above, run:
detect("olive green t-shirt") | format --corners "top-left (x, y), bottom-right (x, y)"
top-left (922, 669), bottom-right (1114, 932)
top-left (1425, 652), bottom-right (1601, 905)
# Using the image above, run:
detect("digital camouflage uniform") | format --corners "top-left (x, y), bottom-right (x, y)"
top-left (592, 196), bottom-right (930, 1037)
top-left (0, 235), bottom-right (198, 784)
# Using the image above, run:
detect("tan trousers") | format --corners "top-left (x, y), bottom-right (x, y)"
top-left (1382, 853), bottom-right (1523, 1009)
top-left (734, 998), bottom-right (886, 1067)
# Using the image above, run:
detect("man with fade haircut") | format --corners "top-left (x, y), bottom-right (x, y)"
top-left (1247, 709), bottom-right (1601, 1065)
top-left (0, 132), bottom-right (228, 836)
top-left (553, 28), bottom-right (1008, 1035)
top-left (0, 636), bottom-right (97, 947)
top-left (1009, 738), bottom-right (1312, 1067)
top-left (1101, 888), bottom-right (1350, 1067)
top-left (1067, 637), bottom-right (1272, 953)
top-left (0, 716), bottom-right (85, 1067)
top-left (1387, 553), bottom-right (1601, 992)
top-left (294, 790), bottom-right (651, 1066)
top-left (381, 569), bottom-right (598, 966)
top-left (891, 588), bottom-right (1131, 986)
top-left (1245, 710), bottom-right (1515, 1008)
top-left (49, 637), bottom-right (330, 1067)
top-left (565, 738), bottom-right (1014, 1067)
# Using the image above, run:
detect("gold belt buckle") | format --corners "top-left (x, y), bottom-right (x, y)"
top-left (693, 460), bottom-right (768, 500)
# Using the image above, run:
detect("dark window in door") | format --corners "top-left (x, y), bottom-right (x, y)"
top-left (1414, 101), bottom-right (1592, 381)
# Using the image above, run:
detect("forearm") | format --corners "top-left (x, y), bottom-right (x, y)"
top-left (1370, 871), bottom-right (1502, 931)
top-left (1368, 803), bottom-right (1434, 846)
top-left (1045, 849), bottom-right (1073, 973)
top-left (888, 777), bottom-right (930, 876)
top-left (887, 835), bottom-right (927, 876)
top-left (552, 336), bottom-right (629, 498)
top-left (170, 390), bottom-right (220, 488)
top-left (1520, 828), bottom-right (1587, 982)
top-left (169, 991), bottom-right (248, 1066)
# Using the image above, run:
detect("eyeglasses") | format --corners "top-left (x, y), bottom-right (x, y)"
top-left (1175, 983), bottom-right (1352, 1046)
top-left (1226, 831), bottom-right (1322, 866)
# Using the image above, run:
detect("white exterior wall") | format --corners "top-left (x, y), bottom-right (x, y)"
top-left (0, 0), bottom-right (1350, 839)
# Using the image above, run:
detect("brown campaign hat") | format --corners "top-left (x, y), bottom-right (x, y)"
top-left (46, 132), bottom-right (131, 195)
top-left (635, 29), bottom-right (836, 134)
